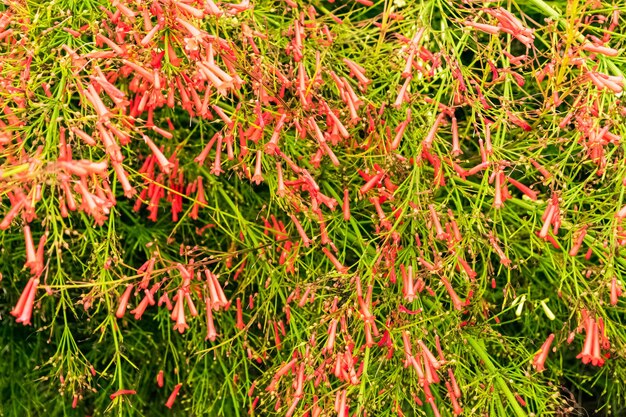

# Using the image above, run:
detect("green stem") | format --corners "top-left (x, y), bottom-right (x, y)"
top-left (466, 336), bottom-right (528, 417)
top-left (218, 356), bottom-right (241, 417)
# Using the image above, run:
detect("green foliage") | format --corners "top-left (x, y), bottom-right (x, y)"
top-left (1, 0), bottom-right (626, 416)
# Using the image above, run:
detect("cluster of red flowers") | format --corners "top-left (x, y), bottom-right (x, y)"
top-left (2, 0), bottom-right (626, 414)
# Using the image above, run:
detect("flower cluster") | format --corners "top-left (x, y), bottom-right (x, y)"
top-left (1, 0), bottom-right (626, 416)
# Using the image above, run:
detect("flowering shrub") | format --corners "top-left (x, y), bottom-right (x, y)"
top-left (1, 0), bottom-right (626, 415)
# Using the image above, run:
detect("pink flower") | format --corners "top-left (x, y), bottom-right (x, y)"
top-left (143, 135), bottom-right (172, 174)
top-left (610, 277), bottom-right (622, 306)
top-left (322, 247), bottom-right (348, 274)
top-left (576, 316), bottom-right (605, 366)
top-left (23, 225), bottom-right (37, 273)
top-left (165, 383), bottom-right (182, 409)
top-left (440, 276), bottom-right (464, 311)
top-left (342, 58), bottom-right (371, 88)
top-left (446, 381), bottom-right (463, 415)
top-left (582, 43), bottom-right (619, 57)
top-left (11, 277), bottom-right (39, 325)
top-left (428, 205), bottom-right (447, 240)
top-left (464, 21), bottom-right (501, 35)
top-left (115, 284), bottom-right (134, 319)
top-left (235, 297), bottom-right (245, 330)
top-left (532, 334), bottom-right (555, 372)
top-left (110, 389), bottom-right (137, 400)
top-left (156, 370), bottom-right (164, 388)
top-left (324, 318), bottom-right (338, 352)
top-left (251, 150), bottom-right (264, 184)
top-left (205, 297), bottom-right (217, 341)
top-left (172, 290), bottom-right (189, 334)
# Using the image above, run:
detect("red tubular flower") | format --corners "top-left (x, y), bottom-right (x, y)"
top-left (401, 265), bottom-right (415, 302)
top-left (401, 330), bottom-right (414, 366)
top-left (14, 276), bottom-right (38, 325)
top-left (34, 232), bottom-right (47, 276)
top-left (271, 163), bottom-right (286, 196)
top-left (394, 75), bottom-right (412, 108)
top-left (84, 85), bottom-right (112, 120)
top-left (488, 233), bottom-right (511, 266)
top-left (235, 297), bottom-right (245, 330)
top-left (95, 33), bottom-right (124, 55)
top-left (506, 176), bottom-right (537, 201)
top-left (597, 318), bottom-right (611, 350)
top-left (139, 22), bottom-right (161, 46)
top-left (464, 21), bottom-right (501, 35)
top-left (418, 340), bottom-right (441, 369)
top-left (209, 272), bottom-right (229, 309)
top-left (190, 176), bottom-right (206, 220)
top-left (290, 215), bottom-right (311, 247)
top-left (272, 358), bottom-right (297, 386)
top-left (272, 320), bottom-right (282, 350)
top-left (110, 389), bottom-right (137, 400)
top-left (23, 225), bottom-right (36, 271)
top-left (205, 297), bottom-right (217, 341)
top-left (446, 381), bottom-right (463, 415)
top-left (610, 277), bottom-right (622, 306)
top-left (448, 368), bottom-right (461, 398)
top-left (115, 284), bottom-right (134, 319)
top-left (529, 158), bottom-right (551, 180)
top-left (582, 42), bottom-right (619, 57)
top-left (456, 254), bottom-right (476, 280)
top-left (165, 383), bottom-right (182, 409)
top-left (342, 188), bottom-right (351, 221)
top-left (326, 106), bottom-right (350, 140)
top-left (343, 58), bottom-right (371, 88)
top-left (423, 112), bottom-right (445, 150)
top-left (450, 116), bottom-right (462, 155)
top-left (143, 135), bottom-right (172, 174)
top-left (359, 171), bottom-right (384, 195)
top-left (539, 202), bottom-right (555, 239)
top-left (357, 282), bottom-right (376, 326)
top-left (391, 109), bottom-right (411, 150)
top-left (532, 333), bottom-right (555, 372)
top-left (428, 204), bottom-right (447, 240)
top-left (401, 44), bottom-right (416, 78)
top-left (11, 277), bottom-right (36, 323)
top-left (322, 247), bottom-right (348, 274)
top-left (130, 295), bottom-right (150, 320)
top-left (477, 139), bottom-right (488, 164)
top-left (184, 292), bottom-right (198, 317)
top-left (576, 316), bottom-right (605, 366)
top-left (251, 150), bottom-right (264, 184)
top-left (111, 161), bottom-right (136, 198)
top-left (296, 286), bottom-right (310, 308)
top-left (466, 161), bottom-right (489, 176)
top-left (206, 271), bottom-right (220, 308)
top-left (590, 321), bottom-right (605, 367)
top-left (423, 382), bottom-right (442, 417)
top-left (440, 276), bottom-right (464, 311)
top-left (172, 290), bottom-right (189, 334)
top-left (70, 127), bottom-right (97, 146)
top-left (324, 318), bottom-right (338, 353)
top-left (210, 133), bottom-right (224, 176)
top-left (195, 132), bottom-right (220, 165)
top-left (493, 168), bottom-right (503, 209)
top-left (507, 111), bottom-right (531, 131)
